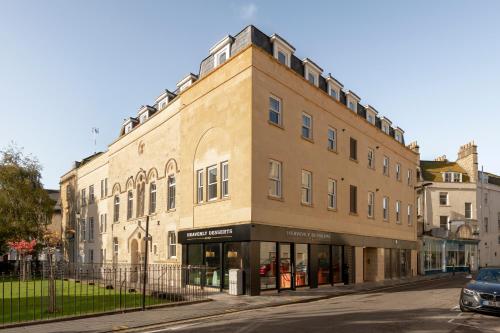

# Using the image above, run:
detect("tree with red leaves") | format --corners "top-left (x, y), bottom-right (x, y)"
top-left (8, 239), bottom-right (36, 280)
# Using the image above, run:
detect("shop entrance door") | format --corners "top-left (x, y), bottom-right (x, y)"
top-left (279, 243), bottom-right (293, 290)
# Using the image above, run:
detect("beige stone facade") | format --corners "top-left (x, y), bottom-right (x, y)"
top-left (418, 143), bottom-right (480, 274)
top-left (60, 26), bottom-right (419, 294)
top-left (478, 172), bottom-right (500, 267)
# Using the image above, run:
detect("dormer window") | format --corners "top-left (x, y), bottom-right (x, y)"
top-left (380, 117), bottom-right (392, 135)
top-left (277, 50), bottom-right (287, 65)
top-left (345, 90), bottom-right (360, 113)
top-left (326, 75), bottom-right (343, 102)
top-left (209, 35), bottom-right (233, 68)
top-left (125, 123), bottom-right (133, 134)
top-left (394, 127), bottom-right (404, 143)
top-left (214, 46), bottom-right (229, 66)
top-left (176, 73), bottom-right (198, 92)
top-left (443, 172), bottom-right (462, 183)
top-left (137, 105), bottom-right (155, 124)
top-left (302, 58), bottom-right (322, 87)
top-left (330, 88), bottom-right (338, 99)
top-left (270, 34), bottom-right (295, 68)
top-left (308, 72), bottom-right (317, 85)
top-left (155, 90), bottom-right (176, 111)
top-left (123, 118), bottom-right (137, 135)
top-left (365, 105), bottom-right (378, 125)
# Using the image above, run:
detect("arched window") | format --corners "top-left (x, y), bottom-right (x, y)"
top-left (137, 181), bottom-right (145, 217)
top-left (127, 191), bottom-right (133, 220)
top-left (149, 182), bottom-right (157, 214)
top-left (167, 175), bottom-right (176, 210)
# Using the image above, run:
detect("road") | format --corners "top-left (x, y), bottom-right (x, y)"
top-left (132, 277), bottom-right (500, 333)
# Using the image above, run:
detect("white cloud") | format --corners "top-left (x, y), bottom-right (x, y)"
top-left (239, 3), bottom-right (258, 21)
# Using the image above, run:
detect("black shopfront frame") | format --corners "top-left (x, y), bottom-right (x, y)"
top-left (179, 223), bottom-right (417, 296)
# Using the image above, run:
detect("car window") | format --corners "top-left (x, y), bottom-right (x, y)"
top-left (476, 269), bottom-right (500, 283)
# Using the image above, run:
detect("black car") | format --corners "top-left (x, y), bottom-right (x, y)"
top-left (460, 267), bottom-right (500, 313)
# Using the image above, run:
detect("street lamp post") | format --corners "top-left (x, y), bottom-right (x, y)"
top-left (142, 215), bottom-right (150, 311)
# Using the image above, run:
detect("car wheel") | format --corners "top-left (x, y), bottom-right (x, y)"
top-left (460, 303), bottom-right (469, 312)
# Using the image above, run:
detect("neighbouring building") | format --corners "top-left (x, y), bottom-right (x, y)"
top-left (60, 25), bottom-right (420, 295)
top-left (477, 171), bottom-right (500, 267)
top-left (417, 143), bottom-right (480, 274)
top-left (46, 189), bottom-right (62, 237)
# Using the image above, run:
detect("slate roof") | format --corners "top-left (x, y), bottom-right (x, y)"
top-left (420, 160), bottom-right (470, 183)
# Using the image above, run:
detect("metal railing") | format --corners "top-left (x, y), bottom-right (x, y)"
top-left (0, 262), bottom-right (208, 326)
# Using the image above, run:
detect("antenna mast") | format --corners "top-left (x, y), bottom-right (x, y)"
top-left (92, 127), bottom-right (99, 153)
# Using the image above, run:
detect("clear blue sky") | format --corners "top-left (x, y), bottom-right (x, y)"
top-left (1, 0), bottom-right (499, 188)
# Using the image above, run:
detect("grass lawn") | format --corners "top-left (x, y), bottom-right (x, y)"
top-left (0, 278), bottom-right (163, 324)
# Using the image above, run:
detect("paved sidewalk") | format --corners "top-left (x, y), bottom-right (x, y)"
top-left (1, 273), bottom-right (464, 333)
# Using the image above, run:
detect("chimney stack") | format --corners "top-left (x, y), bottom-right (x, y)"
top-left (434, 155), bottom-right (448, 162)
top-left (407, 141), bottom-right (420, 154)
top-left (456, 141), bottom-right (478, 183)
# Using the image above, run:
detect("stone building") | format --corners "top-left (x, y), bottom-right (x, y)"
top-left (60, 25), bottom-right (419, 295)
top-left (477, 171), bottom-right (500, 267)
top-left (417, 143), bottom-right (480, 274)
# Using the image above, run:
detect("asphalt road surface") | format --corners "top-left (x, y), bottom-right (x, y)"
top-left (131, 277), bottom-right (500, 333)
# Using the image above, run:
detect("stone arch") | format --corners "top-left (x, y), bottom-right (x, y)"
top-left (126, 176), bottom-right (135, 190)
top-left (193, 126), bottom-right (231, 170)
top-left (135, 169), bottom-right (147, 185)
top-left (164, 158), bottom-right (179, 177)
top-left (147, 167), bottom-right (159, 182)
top-left (112, 182), bottom-right (122, 194)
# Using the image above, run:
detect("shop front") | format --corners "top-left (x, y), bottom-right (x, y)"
top-left (179, 224), bottom-right (415, 295)
top-left (420, 236), bottom-right (478, 274)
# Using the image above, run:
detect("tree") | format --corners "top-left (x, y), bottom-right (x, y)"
top-left (43, 230), bottom-right (60, 313)
top-left (7, 239), bottom-right (36, 280)
top-left (0, 144), bottom-right (54, 254)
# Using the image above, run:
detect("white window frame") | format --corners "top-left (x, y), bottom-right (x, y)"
top-left (301, 112), bottom-right (312, 140)
top-left (301, 170), bottom-right (312, 205)
top-left (268, 160), bottom-right (282, 198)
top-left (383, 197), bottom-right (389, 221)
top-left (276, 47), bottom-right (290, 66)
top-left (368, 149), bottom-right (375, 169)
top-left (125, 123), bottom-right (133, 134)
top-left (168, 231), bottom-right (177, 259)
top-left (395, 201), bottom-right (401, 224)
top-left (167, 175), bottom-right (176, 210)
top-left (439, 192), bottom-right (448, 206)
top-left (328, 179), bottom-right (337, 210)
top-left (269, 95), bottom-right (282, 126)
top-left (408, 205), bottom-right (413, 225)
top-left (149, 182), bottom-right (157, 214)
top-left (396, 163), bottom-right (401, 181)
top-left (368, 192), bottom-right (375, 218)
top-left (113, 195), bottom-right (120, 222)
top-left (348, 101), bottom-right (356, 112)
top-left (196, 169), bottom-right (204, 203)
top-left (465, 202), bottom-right (472, 219)
top-left (89, 185), bottom-right (94, 204)
top-left (383, 156), bottom-right (390, 176)
top-left (127, 190), bottom-right (133, 220)
top-left (327, 127), bottom-right (336, 151)
top-left (214, 44), bottom-right (230, 67)
top-left (207, 165), bottom-right (218, 201)
top-left (407, 169), bottom-right (413, 185)
top-left (221, 161), bottom-right (229, 198)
